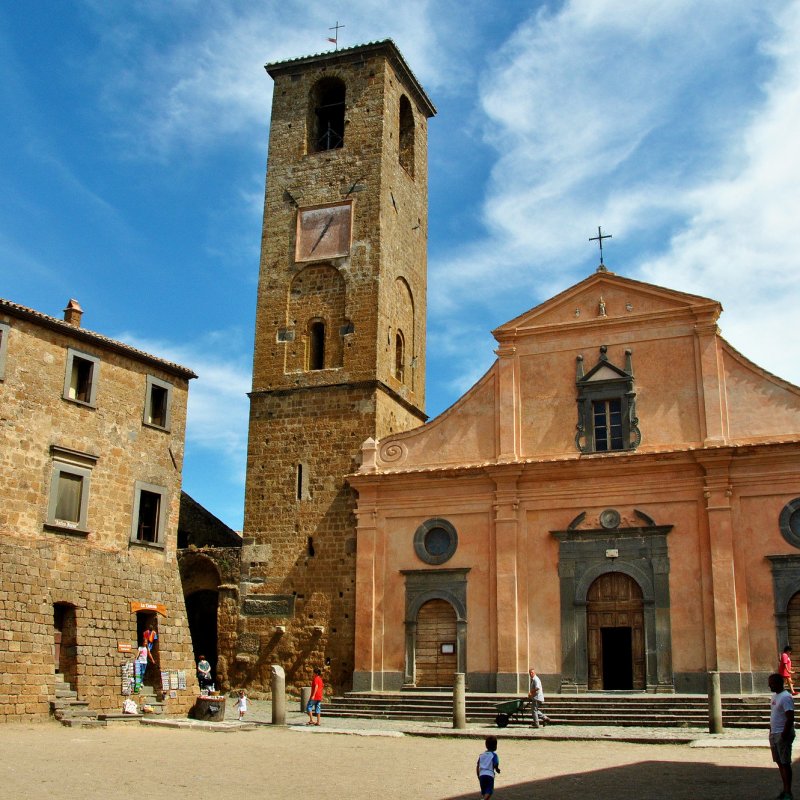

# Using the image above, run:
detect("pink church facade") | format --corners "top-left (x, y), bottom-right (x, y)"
top-left (349, 270), bottom-right (800, 694)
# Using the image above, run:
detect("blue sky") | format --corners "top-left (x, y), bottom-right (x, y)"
top-left (2, 1), bottom-right (799, 530)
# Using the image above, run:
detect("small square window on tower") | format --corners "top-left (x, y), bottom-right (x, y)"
top-left (63, 349), bottom-right (99, 406)
top-left (130, 481), bottom-right (168, 547)
top-left (143, 375), bottom-right (172, 430)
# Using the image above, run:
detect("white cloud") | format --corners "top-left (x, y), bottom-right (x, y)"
top-left (113, 329), bottom-right (252, 483)
top-left (427, 0), bottom-right (800, 390)
top-left (83, 0), bottom-right (475, 159)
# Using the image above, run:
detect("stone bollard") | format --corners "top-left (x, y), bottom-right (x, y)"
top-left (271, 664), bottom-right (286, 725)
top-left (453, 672), bottom-right (466, 729)
top-left (300, 686), bottom-right (311, 713)
top-left (708, 670), bottom-right (723, 734)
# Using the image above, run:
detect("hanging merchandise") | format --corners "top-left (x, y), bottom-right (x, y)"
top-left (121, 661), bottom-right (134, 696)
top-left (169, 671), bottom-right (179, 690)
top-left (160, 671), bottom-right (170, 692)
top-left (177, 670), bottom-right (187, 690)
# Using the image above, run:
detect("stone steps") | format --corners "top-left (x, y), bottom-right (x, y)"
top-left (51, 673), bottom-right (102, 728)
top-left (324, 692), bottom-right (770, 729)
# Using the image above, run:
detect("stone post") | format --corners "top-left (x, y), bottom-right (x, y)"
top-left (301, 686), bottom-right (311, 713)
top-left (271, 664), bottom-right (286, 725)
top-left (453, 672), bottom-right (466, 729)
top-left (708, 670), bottom-right (723, 734)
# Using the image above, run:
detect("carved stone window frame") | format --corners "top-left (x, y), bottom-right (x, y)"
top-left (779, 499), bottom-right (800, 549)
top-left (575, 346), bottom-right (640, 454)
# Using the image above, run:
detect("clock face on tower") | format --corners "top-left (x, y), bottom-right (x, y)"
top-left (295, 201), bottom-right (353, 262)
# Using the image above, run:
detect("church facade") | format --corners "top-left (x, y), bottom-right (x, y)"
top-left (349, 271), bottom-right (800, 695)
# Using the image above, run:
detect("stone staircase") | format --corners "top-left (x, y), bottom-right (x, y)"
top-left (98, 683), bottom-right (165, 725)
top-left (50, 673), bottom-right (101, 728)
top-left (324, 691), bottom-right (770, 729)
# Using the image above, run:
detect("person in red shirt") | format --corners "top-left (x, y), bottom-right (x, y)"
top-left (306, 668), bottom-right (324, 726)
top-left (780, 646), bottom-right (797, 695)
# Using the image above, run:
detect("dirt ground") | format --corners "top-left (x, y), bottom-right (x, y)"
top-left (0, 722), bottom-right (781, 800)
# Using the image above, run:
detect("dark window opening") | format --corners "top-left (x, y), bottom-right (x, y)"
top-left (136, 490), bottom-right (161, 543)
top-left (398, 95), bottom-right (414, 176)
top-left (311, 79), bottom-right (345, 152)
top-left (395, 330), bottom-right (405, 382)
top-left (308, 321), bottom-right (325, 370)
top-left (148, 384), bottom-right (168, 427)
top-left (307, 536), bottom-right (315, 557)
top-left (297, 463), bottom-right (303, 500)
top-left (70, 357), bottom-right (93, 403)
top-left (592, 398), bottom-right (624, 451)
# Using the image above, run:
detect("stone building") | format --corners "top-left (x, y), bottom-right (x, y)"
top-left (349, 270), bottom-right (800, 695)
top-left (233, 40), bottom-right (435, 693)
top-left (0, 297), bottom-right (198, 721)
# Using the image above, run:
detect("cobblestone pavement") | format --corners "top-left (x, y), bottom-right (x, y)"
top-left (224, 697), bottom-right (767, 745)
top-left (0, 712), bottom-right (779, 800)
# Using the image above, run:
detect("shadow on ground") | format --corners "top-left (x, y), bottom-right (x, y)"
top-left (444, 760), bottom-right (774, 800)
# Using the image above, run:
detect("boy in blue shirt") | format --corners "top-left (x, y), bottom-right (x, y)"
top-left (476, 734), bottom-right (500, 799)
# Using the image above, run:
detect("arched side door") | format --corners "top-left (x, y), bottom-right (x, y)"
top-left (415, 599), bottom-right (457, 687)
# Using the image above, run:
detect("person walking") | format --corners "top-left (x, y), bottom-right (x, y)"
top-left (306, 667), bottom-right (323, 726)
top-left (236, 689), bottom-right (248, 720)
top-left (769, 672), bottom-right (795, 800)
top-left (476, 734), bottom-right (500, 800)
top-left (527, 668), bottom-right (550, 727)
top-left (780, 646), bottom-right (797, 695)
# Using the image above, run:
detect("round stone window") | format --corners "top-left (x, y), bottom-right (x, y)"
top-left (413, 518), bottom-right (458, 565)
top-left (780, 499), bottom-right (800, 549)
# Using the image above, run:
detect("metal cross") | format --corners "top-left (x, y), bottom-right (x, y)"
top-left (589, 226), bottom-right (612, 267)
top-left (327, 21), bottom-right (345, 51)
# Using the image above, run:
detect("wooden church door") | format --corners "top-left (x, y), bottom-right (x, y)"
top-left (587, 573), bottom-right (645, 690)
top-left (415, 599), bottom-right (457, 686)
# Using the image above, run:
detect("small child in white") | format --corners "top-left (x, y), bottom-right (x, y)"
top-left (236, 689), bottom-right (248, 720)
top-left (476, 735), bottom-right (500, 799)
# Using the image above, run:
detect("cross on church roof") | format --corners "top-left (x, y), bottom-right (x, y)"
top-left (327, 21), bottom-right (345, 51)
top-left (589, 226), bottom-right (612, 271)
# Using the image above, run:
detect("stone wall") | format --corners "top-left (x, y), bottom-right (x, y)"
top-left (0, 303), bottom-right (197, 721)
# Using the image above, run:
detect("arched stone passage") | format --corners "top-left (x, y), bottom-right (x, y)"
top-left (179, 554), bottom-right (222, 680)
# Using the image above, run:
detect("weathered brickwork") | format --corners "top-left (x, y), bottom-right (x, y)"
top-left (236, 42), bottom-right (435, 694)
top-left (0, 300), bottom-right (198, 722)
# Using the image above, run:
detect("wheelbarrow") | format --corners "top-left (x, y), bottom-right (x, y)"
top-left (494, 697), bottom-right (530, 728)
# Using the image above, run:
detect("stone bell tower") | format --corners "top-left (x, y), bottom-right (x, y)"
top-left (237, 40), bottom-right (435, 693)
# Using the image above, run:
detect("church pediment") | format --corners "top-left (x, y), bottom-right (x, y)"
top-left (493, 270), bottom-right (720, 339)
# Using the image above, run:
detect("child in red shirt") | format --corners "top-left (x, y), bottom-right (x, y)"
top-left (780, 646), bottom-right (796, 695)
top-left (306, 668), bottom-right (324, 726)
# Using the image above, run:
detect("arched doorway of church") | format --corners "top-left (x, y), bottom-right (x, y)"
top-left (415, 599), bottom-right (457, 687)
top-left (786, 591), bottom-right (800, 651)
top-left (587, 572), bottom-right (645, 690)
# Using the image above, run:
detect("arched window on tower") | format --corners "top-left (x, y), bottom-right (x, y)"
top-left (309, 78), bottom-right (345, 152)
top-left (395, 329), bottom-right (405, 383)
top-left (398, 95), bottom-right (414, 176)
top-left (308, 320), bottom-right (326, 370)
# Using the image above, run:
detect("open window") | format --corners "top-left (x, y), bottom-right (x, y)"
top-left (131, 481), bottom-right (168, 547)
top-left (144, 375), bottom-right (172, 430)
top-left (309, 77), bottom-right (345, 152)
top-left (63, 348), bottom-right (99, 406)
top-left (398, 95), bottom-right (415, 176)
top-left (307, 319), bottom-right (326, 371)
top-left (395, 330), bottom-right (405, 383)
top-left (46, 446), bottom-right (97, 533)
top-left (575, 346), bottom-right (640, 453)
